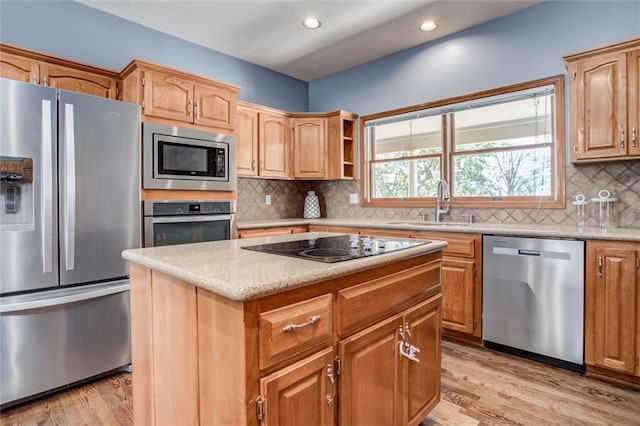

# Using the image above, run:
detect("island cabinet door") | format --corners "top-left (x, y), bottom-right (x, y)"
top-left (259, 347), bottom-right (336, 426)
top-left (402, 295), bottom-right (442, 426)
top-left (338, 313), bottom-right (404, 426)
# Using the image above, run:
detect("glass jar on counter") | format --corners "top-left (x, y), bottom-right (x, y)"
top-left (591, 189), bottom-right (618, 228)
top-left (572, 194), bottom-right (589, 228)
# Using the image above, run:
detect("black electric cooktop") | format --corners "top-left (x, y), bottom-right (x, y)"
top-left (242, 234), bottom-right (430, 263)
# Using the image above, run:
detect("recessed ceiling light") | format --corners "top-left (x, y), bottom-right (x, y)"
top-left (420, 21), bottom-right (437, 32)
top-left (302, 17), bottom-right (321, 30)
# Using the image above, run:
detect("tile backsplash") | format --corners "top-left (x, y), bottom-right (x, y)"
top-left (237, 162), bottom-right (640, 228)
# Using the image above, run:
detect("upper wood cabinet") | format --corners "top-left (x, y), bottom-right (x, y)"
top-left (292, 111), bottom-right (358, 180)
top-left (292, 116), bottom-right (327, 179)
top-left (0, 50), bottom-right (39, 83)
top-left (585, 240), bottom-right (639, 378)
top-left (0, 44), bottom-right (120, 99)
top-left (327, 111), bottom-right (358, 179)
top-left (236, 102), bottom-right (291, 179)
top-left (260, 112), bottom-right (291, 178)
top-left (236, 104), bottom-right (260, 176)
top-left (237, 103), bottom-right (357, 181)
top-left (235, 102), bottom-right (291, 179)
top-left (121, 60), bottom-right (239, 132)
top-left (565, 38), bottom-right (640, 163)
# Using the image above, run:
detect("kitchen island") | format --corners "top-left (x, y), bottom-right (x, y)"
top-left (122, 232), bottom-right (447, 426)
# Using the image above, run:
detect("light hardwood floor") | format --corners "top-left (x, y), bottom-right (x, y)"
top-left (2, 340), bottom-right (639, 425)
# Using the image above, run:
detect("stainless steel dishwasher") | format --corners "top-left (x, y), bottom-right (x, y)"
top-left (482, 235), bottom-right (585, 371)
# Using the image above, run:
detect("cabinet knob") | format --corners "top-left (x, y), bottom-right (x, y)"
top-left (620, 128), bottom-right (625, 149)
top-left (632, 128), bottom-right (637, 149)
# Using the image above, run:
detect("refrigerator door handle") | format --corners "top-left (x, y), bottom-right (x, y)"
top-left (41, 99), bottom-right (54, 273)
top-left (0, 282), bottom-right (130, 313)
top-left (64, 103), bottom-right (76, 271)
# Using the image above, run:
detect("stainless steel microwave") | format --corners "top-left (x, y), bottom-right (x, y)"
top-left (143, 123), bottom-right (236, 191)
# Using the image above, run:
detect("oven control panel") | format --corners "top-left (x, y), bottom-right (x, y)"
top-left (144, 200), bottom-right (235, 217)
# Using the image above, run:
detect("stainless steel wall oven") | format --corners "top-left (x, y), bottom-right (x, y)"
top-left (143, 123), bottom-right (236, 191)
top-left (143, 200), bottom-right (236, 247)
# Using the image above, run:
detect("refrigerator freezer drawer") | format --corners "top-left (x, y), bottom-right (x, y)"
top-left (0, 282), bottom-right (131, 406)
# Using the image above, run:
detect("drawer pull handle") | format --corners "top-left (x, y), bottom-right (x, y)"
top-left (282, 315), bottom-right (320, 332)
top-left (326, 365), bottom-right (336, 407)
top-left (597, 256), bottom-right (603, 278)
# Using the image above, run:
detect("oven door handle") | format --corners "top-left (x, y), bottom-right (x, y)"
top-left (149, 214), bottom-right (233, 224)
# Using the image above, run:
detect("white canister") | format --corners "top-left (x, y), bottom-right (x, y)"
top-left (303, 191), bottom-right (321, 219)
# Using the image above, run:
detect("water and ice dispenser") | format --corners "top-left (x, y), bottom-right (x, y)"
top-left (0, 156), bottom-right (34, 229)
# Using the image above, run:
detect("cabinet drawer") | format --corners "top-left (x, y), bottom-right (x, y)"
top-left (259, 294), bottom-right (332, 370)
top-left (412, 232), bottom-right (476, 258)
top-left (336, 260), bottom-right (441, 337)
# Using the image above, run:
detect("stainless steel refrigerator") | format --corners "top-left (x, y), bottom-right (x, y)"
top-left (0, 78), bottom-right (141, 406)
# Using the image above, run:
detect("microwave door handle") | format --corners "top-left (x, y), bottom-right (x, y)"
top-left (63, 103), bottom-right (76, 271)
top-left (41, 99), bottom-right (54, 273)
top-left (150, 215), bottom-right (233, 224)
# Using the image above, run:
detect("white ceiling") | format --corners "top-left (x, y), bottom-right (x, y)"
top-left (77, 0), bottom-right (542, 81)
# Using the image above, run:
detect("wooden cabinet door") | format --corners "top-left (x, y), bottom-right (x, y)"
top-left (293, 117), bottom-right (326, 179)
top-left (260, 348), bottom-right (335, 426)
top-left (0, 51), bottom-right (39, 84)
top-left (586, 242), bottom-right (638, 374)
top-left (339, 313), bottom-right (403, 426)
top-left (628, 49), bottom-right (640, 157)
top-left (441, 257), bottom-right (475, 335)
top-left (142, 70), bottom-right (193, 123)
top-left (259, 113), bottom-right (290, 178)
top-left (193, 83), bottom-right (234, 130)
top-left (571, 52), bottom-right (628, 160)
top-left (402, 296), bottom-right (441, 426)
top-left (41, 63), bottom-right (119, 99)
top-left (236, 105), bottom-right (259, 177)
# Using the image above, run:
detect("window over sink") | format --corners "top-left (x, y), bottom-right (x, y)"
top-left (361, 75), bottom-right (565, 208)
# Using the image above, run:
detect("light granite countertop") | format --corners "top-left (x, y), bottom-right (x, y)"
top-left (122, 232), bottom-right (447, 301)
top-left (238, 218), bottom-right (640, 241)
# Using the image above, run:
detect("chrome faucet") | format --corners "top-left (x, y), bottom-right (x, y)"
top-left (435, 179), bottom-right (450, 223)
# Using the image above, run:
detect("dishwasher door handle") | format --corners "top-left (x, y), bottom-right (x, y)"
top-left (518, 249), bottom-right (541, 256)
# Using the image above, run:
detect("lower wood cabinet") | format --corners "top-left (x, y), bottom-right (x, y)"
top-left (403, 297), bottom-right (442, 425)
top-left (308, 225), bottom-right (482, 340)
top-left (339, 295), bottom-right (441, 426)
top-left (129, 251), bottom-right (443, 426)
top-left (238, 225), bottom-right (309, 238)
top-left (585, 240), bottom-right (640, 382)
top-left (339, 313), bottom-right (403, 425)
top-left (260, 348), bottom-right (336, 426)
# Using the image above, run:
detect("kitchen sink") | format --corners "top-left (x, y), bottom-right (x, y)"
top-left (386, 221), bottom-right (471, 227)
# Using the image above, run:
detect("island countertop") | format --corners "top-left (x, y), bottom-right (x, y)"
top-left (122, 232), bottom-right (447, 301)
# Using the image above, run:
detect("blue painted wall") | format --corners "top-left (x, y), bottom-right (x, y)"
top-left (1, 1), bottom-right (639, 116)
top-left (0, 0), bottom-right (308, 111)
top-left (308, 1), bottom-right (640, 115)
